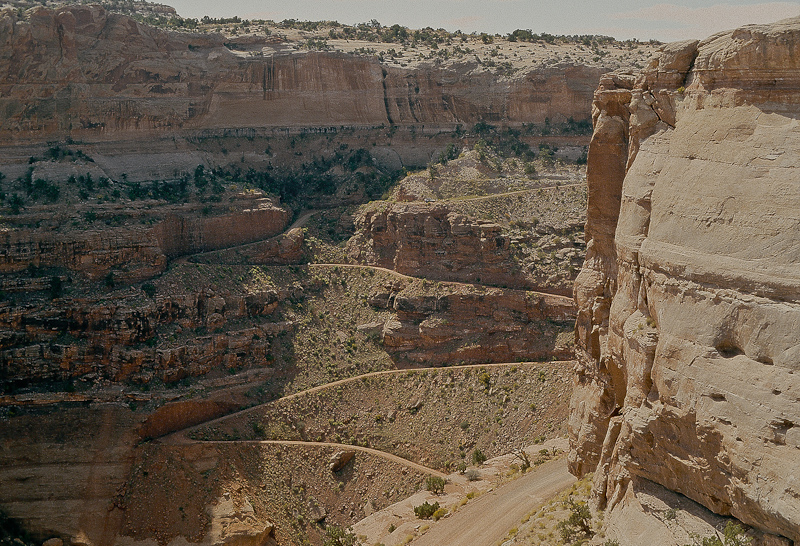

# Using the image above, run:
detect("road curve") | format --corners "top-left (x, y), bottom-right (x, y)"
top-left (411, 457), bottom-right (575, 546)
top-left (442, 181), bottom-right (583, 203)
top-left (163, 361), bottom-right (573, 442)
top-left (163, 438), bottom-right (447, 478)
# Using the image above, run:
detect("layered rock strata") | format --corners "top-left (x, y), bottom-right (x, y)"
top-left (348, 202), bottom-right (524, 288)
top-left (370, 279), bottom-right (575, 364)
top-left (0, 195), bottom-right (289, 283)
top-left (570, 17), bottom-right (800, 544)
top-left (0, 5), bottom-right (602, 143)
top-left (0, 285), bottom-right (286, 387)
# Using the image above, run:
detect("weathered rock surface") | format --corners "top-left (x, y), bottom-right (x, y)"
top-left (570, 17), bottom-right (800, 544)
top-left (370, 278), bottom-right (575, 364)
top-left (0, 194), bottom-right (289, 283)
top-left (0, 283), bottom-right (286, 388)
top-left (0, 5), bottom-right (602, 143)
top-left (191, 227), bottom-right (305, 266)
top-left (348, 202), bottom-right (526, 288)
top-left (328, 450), bottom-right (356, 472)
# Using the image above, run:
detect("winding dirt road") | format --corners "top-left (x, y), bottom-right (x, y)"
top-left (164, 361), bottom-right (572, 444)
top-left (411, 458), bottom-right (575, 546)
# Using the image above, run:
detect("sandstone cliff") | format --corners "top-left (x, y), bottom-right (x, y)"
top-left (348, 202), bottom-right (521, 287)
top-left (570, 17), bottom-right (800, 544)
top-left (0, 5), bottom-right (603, 143)
top-left (0, 194), bottom-right (289, 283)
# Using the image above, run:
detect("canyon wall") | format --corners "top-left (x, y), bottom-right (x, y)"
top-left (0, 195), bottom-right (289, 282)
top-left (0, 5), bottom-right (601, 144)
top-left (570, 17), bottom-right (800, 544)
top-left (348, 202), bottom-right (524, 287)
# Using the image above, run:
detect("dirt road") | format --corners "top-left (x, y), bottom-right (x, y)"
top-left (411, 458), bottom-right (575, 546)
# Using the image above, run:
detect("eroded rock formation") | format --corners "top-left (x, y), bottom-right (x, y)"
top-left (0, 194), bottom-right (289, 283)
top-left (370, 277), bottom-right (576, 364)
top-left (0, 5), bottom-right (602, 143)
top-left (348, 202), bottom-right (526, 288)
top-left (570, 17), bottom-right (800, 544)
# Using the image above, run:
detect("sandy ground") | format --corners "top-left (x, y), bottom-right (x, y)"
top-left (352, 438), bottom-right (572, 546)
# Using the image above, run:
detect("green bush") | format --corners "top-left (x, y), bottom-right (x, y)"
top-left (684, 522), bottom-right (752, 546)
top-left (49, 276), bottom-right (62, 300)
top-left (413, 501), bottom-right (440, 519)
top-left (8, 193), bottom-right (23, 214)
top-left (471, 448), bottom-right (487, 465)
top-left (425, 475), bottom-right (446, 495)
top-left (323, 525), bottom-right (357, 546)
top-left (557, 497), bottom-right (593, 542)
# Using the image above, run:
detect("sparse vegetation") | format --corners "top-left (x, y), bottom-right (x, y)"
top-left (556, 497), bottom-right (593, 543)
top-left (414, 501), bottom-right (440, 519)
top-left (425, 475), bottom-right (447, 495)
top-left (471, 448), bottom-right (487, 465)
top-left (323, 525), bottom-right (358, 546)
top-left (683, 522), bottom-right (752, 546)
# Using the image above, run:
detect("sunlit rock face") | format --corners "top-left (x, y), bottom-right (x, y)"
top-left (0, 5), bottom-right (602, 142)
top-left (569, 17), bottom-right (800, 544)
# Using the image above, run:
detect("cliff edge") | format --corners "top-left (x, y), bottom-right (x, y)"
top-left (570, 16), bottom-right (800, 545)
top-left (0, 4), bottom-right (606, 142)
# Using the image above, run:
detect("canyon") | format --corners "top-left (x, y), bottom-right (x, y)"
top-left (0, 4), bottom-right (596, 545)
top-left (1, 2), bottom-right (799, 546)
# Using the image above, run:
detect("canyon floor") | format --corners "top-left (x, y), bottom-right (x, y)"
top-left (0, 137), bottom-right (590, 546)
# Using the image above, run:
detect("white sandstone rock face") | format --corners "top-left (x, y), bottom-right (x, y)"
top-left (570, 16), bottom-right (800, 545)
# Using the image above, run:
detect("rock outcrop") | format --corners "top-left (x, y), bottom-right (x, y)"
top-left (0, 5), bottom-right (602, 143)
top-left (0, 194), bottom-right (289, 283)
top-left (348, 202), bottom-right (525, 288)
top-left (0, 284), bottom-right (285, 387)
top-left (370, 278), bottom-right (575, 364)
top-left (570, 17), bottom-right (800, 544)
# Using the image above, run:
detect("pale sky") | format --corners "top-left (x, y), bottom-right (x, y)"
top-left (165, 0), bottom-right (800, 42)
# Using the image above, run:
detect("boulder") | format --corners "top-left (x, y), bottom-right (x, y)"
top-left (328, 450), bottom-right (356, 472)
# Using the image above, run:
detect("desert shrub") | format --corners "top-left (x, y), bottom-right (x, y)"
top-left (432, 507), bottom-right (448, 521)
top-left (514, 449), bottom-right (531, 472)
top-left (425, 476), bottom-right (446, 495)
top-left (49, 276), bottom-right (62, 300)
top-left (465, 469), bottom-right (481, 481)
top-left (684, 522), bottom-right (752, 546)
top-left (471, 448), bottom-right (487, 465)
top-left (413, 501), bottom-right (440, 520)
top-left (142, 283), bottom-right (156, 298)
top-left (323, 525), bottom-right (357, 546)
top-left (8, 193), bottom-right (23, 214)
top-left (557, 497), bottom-right (593, 542)
top-left (438, 143), bottom-right (459, 164)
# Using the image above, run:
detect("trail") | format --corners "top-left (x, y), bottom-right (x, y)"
top-left (301, 263), bottom-right (575, 304)
top-left (288, 209), bottom-right (320, 229)
top-left (441, 181), bottom-right (583, 203)
top-left (162, 361), bottom-right (573, 442)
top-left (412, 458), bottom-right (575, 546)
top-left (167, 438), bottom-right (447, 478)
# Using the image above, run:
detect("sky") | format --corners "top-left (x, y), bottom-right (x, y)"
top-left (165, 0), bottom-right (800, 42)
